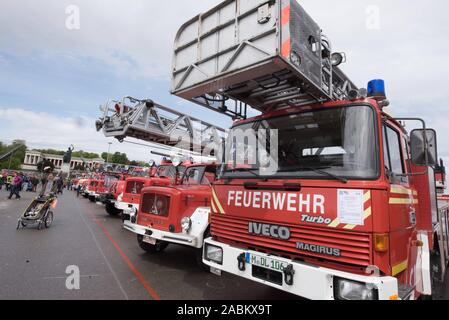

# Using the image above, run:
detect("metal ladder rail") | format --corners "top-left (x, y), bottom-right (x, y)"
top-left (0, 144), bottom-right (25, 163)
top-left (96, 97), bottom-right (226, 152)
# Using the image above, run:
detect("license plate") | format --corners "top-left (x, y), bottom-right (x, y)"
top-left (247, 253), bottom-right (287, 272)
top-left (143, 236), bottom-right (156, 245)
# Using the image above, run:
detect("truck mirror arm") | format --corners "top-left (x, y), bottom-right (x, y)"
top-left (393, 117), bottom-right (433, 175)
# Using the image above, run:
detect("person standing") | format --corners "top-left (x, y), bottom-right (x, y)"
top-left (6, 174), bottom-right (13, 191)
top-left (31, 176), bottom-right (38, 192)
top-left (76, 183), bottom-right (81, 197)
top-left (8, 172), bottom-right (22, 200)
top-left (55, 176), bottom-right (64, 195)
top-left (0, 174), bottom-right (4, 191)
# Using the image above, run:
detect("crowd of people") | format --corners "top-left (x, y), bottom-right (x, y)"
top-left (0, 170), bottom-right (67, 200)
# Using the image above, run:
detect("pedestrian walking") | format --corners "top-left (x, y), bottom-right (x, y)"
top-left (56, 176), bottom-right (64, 195)
top-left (8, 172), bottom-right (22, 200)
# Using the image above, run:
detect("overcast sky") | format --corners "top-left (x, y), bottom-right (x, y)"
top-left (1, 0), bottom-right (448, 166)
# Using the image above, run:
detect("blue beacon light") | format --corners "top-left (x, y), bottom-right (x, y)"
top-left (367, 79), bottom-right (386, 100)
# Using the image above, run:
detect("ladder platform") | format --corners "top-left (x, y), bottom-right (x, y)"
top-left (171, 0), bottom-right (357, 119)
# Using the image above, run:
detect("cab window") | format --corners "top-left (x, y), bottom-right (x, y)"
top-left (383, 125), bottom-right (405, 176)
top-left (182, 167), bottom-right (204, 186)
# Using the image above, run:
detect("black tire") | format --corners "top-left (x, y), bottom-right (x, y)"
top-left (105, 202), bottom-right (120, 216)
top-left (137, 235), bottom-right (169, 253)
top-left (122, 213), bottom-right (130, 222)
top-left (426, 248), bottom-right (444, 300)
top-left (89, 196), bottom-right (96, 203)
top-left (45, 211), bottom-right (54, 228)
top-left (195, 228), bottom-right (211, 271)
top-left (195, 247), bottom-right (210, 272)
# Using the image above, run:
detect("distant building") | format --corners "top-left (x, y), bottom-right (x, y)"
top-left (22, 150), bottom-right (105, 172)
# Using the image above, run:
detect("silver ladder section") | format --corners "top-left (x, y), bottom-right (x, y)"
top-left (96, 97), bottom-right (226, 152)
top-left (171, 0), bottom-right (357, 120)
top-left (185, 39), bottom-right (357, 121)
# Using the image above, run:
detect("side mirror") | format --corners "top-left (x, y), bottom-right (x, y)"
top-left (172, 156), bottom-right (182, 167)
top-left (410, 129), bottom-right (438, 166)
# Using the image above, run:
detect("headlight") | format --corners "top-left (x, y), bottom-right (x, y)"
top-left (181, 217), bottom-right (192, 233)
top-left (334, 278), bottom-right (378, 300)
top-left (129, 206), bottom-right (137, 217)
top-left (118, 193), bottom-right (123, 202)
top-left (205, 244), bottom-right (223, 265)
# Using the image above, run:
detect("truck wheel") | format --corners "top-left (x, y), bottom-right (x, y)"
top-left (137, 235), bottom-right (169, 253)
top-left (105, 203), bottom-right (119, 216)
top-left (195, 228), bottom-right (211, 271)
top-left (195, 247), bottom-right (210, 272)
top-left (89, 196), bottom-right (96, 202)
top-left (45, 211), bottom-right (54, 228)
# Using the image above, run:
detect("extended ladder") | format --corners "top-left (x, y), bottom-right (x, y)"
top-left (0, 144), bottom-right (25, 162)
top-left (96, 97), bottom-right (226, 153)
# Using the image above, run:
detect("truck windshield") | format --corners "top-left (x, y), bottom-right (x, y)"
top-left (104, 175), bottom-right (119, 187)
top-left (157, 165), bottom-right (186, 178)
top-left (223, 105), bottom-right (378, 180)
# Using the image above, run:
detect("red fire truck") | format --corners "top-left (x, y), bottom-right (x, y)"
top-left (88, 179), bottom-right (104, 202)
top-left (124, 163), bottom-right (218, 268)
top-left (171, 0), bottom-right (449, 300)
top-left (98, 172), bottom-right (129, 215)
top-left (83, 179), bottom-right (99, 199)
top-left (105, 179), bottom-right (127, 216)
top-left (116, 161), bottom-right (187, 222)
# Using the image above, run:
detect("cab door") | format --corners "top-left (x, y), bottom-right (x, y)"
top-left (383, 124), bottom-right (416, 283)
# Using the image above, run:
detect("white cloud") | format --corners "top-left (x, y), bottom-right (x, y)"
top-left (0, 107), bottom-right (164, 162)
top-left (1, 0), bottom-right (449, 170)
top-left (0, 0), bottom-right (221, 79)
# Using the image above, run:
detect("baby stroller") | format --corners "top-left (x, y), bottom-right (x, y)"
top-left (17, 193), bottom-right (57, 230)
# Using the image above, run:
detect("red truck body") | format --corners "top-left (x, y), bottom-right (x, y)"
top-left (201, 98), bottom-right (447, 300)
top-left (116, 164), bottom-right (187, 221)
top-left (124, 163), bottom-right (218, 267)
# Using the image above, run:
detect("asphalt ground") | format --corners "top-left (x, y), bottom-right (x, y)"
top-left (0, 188), bottom-right (296, 300)
top-left (0, 188), bottom-right (447, 300)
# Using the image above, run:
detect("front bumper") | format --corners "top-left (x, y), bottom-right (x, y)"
top-left (202, 238), bottom-right (399, 300)
top-left (123, 221), bottom-right (201, 248)
top-left (99, 194), bottom-right (114, 204)
top-left (115, 201), bottom-right (138, 212)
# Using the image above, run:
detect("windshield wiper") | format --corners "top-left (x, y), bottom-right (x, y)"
top-left (229, 167), bottom-right (261, 177)
top-left (282, 166), bottom-right (348, 184)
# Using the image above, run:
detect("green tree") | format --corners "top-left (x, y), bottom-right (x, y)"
top-left (37, 159), bottom-right (55, 172)
top-left (0, 142), bottom-right (26, 170)
top-left (72, 150), bottom-right (100, 159)
top-left (36, 149), bottom-right (65, 156)
top-left (111, 152), bottom-right (129, 165)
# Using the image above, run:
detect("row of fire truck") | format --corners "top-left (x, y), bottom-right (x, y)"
top-left (89, 0), bottom-right (449, 300)
top-left (74, 154), bottom-right (220, 269)
top-left (90, 96), bottom-right (226, 268)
